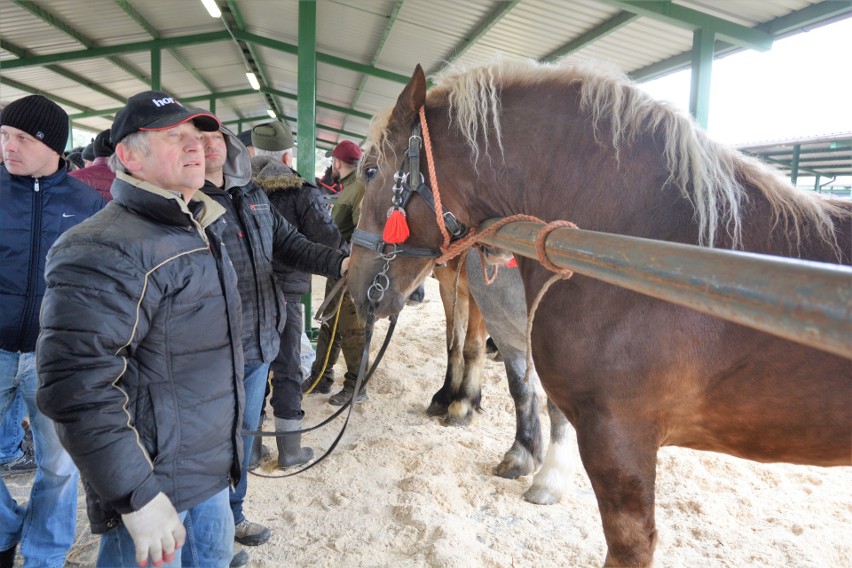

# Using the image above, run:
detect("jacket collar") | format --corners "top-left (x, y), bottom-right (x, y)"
top-left (111, 171), bottom-right (226, 232)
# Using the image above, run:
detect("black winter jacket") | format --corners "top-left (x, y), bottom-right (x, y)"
top-left (0, 163), bottom-right (106, 353)
top-left (202, 128), bottom-right (348, 362)
top-left (251, 156), bottom-right (347, 297)
top-left (37, 172), bottom-right (245, 534)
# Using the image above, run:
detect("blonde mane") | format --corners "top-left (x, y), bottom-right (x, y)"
top-left (368, 57), bottom-right (845, 251)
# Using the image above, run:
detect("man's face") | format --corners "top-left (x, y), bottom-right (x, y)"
top-left (202, 130), bottom-right (227, 175)
top-left (120, 122), bottom-right (205, 197)
top-left (0, 125), bottom-right (60, 178)
top-left (331, 157), bottom-right (340, 180)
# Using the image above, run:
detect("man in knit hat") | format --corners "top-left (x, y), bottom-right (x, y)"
top-left (81, 141), bottom-right (95, 167)
top-left (0, 94), bottom-right (106, 568)
top-left (69, 128), bottom-right (116, 200)
top-left (250, 121), bottom-right (345, 464)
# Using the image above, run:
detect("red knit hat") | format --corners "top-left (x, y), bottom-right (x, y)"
top-left (325, 140), bottom-right (362, 164)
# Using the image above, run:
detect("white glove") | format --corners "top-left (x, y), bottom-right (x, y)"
top-left (120, 491), bottom-right (185, 567)
top-left (340, 256), bottom-right (350, 277)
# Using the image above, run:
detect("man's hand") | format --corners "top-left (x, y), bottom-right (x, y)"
top-left (340, 256), bottom-right (350, 277)
top-left (120, 492), bottom-right (185, 567)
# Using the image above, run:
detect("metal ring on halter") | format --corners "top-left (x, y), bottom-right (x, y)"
top-left (367, 273), bottom-right (390, 302)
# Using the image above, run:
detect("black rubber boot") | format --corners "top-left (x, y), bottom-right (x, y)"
top-left (275, 418), bottom-right (314, 468)
top-left (247, 435), bottom-right (268, 471)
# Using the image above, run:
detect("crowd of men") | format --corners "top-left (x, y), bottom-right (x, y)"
top-left (0, 90), bottom-right (371, 568)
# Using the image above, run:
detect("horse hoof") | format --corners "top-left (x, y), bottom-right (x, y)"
top-left (523, 485), bottom-right (561, 506)
top-left (426, 401), bottom-right (448, 417)
top-left (493, 462), bottom-right (525, 479)
top-left (442, 413), bottom-right (473, 427)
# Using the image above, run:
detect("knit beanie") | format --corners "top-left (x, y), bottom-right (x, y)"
top-left (0, 95), bottom-right (68, 155)
top-left (252, 121), bottom-right (294, 151)
top-left (82, 142), bottom-right (95, 161)
top-left (92, 128), bottom-right (115, 158)
top-left (236, 130), bottom-right (253, 148)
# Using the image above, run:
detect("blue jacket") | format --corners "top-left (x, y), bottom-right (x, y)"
top-left (0, 163), bottom-right (106, 353)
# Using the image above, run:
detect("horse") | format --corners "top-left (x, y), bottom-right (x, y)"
top-left (347, 58), bottom-right (852, 566)
top-left (431, 249), bottom-right (575, 504)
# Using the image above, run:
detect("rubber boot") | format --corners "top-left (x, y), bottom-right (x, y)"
top-left (275, 418), bottom-right (314, 468)
top-left (247, 435), bottom-right (268, 471)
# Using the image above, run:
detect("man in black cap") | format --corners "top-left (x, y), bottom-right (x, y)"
top-left (236, 129), bottom-right (254, 157)
top-left (36, 90), bottom-right (248, 568)
top-left (69, 128), bottom-right (116, 200)
top-left (0, 94), bottom-right (106, 568)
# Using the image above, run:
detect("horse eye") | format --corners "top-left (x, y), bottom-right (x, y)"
top-left (364, 166), bottom-right (378, 180)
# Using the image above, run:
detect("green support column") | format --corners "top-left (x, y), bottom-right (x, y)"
top-left (209, 96), bottom-right (216, 115)
top-left (791, 144), bottom-right (801, 186)
top-left (298, 0), bottom-right (318, 336)
top-left (150, 48), bottom-right (161, 90)
top-left (689, 27), bottom-right (714, 129)
top-left (237, 120), bottom-right (243, 133)
top-left (66, 117), bottom-right (73, 152)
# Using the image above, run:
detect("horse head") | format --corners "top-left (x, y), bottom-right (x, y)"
top-left (349, 65), bottom-right (474, 320)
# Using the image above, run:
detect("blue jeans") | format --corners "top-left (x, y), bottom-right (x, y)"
top-left (0, 391), bottom-right (25, 463)
top-left (228, 362), bottom-right (269, 525)
top-left (0, 349), bottom-right (79, 567)
top-left (98, 488), bottom-right (233, 568)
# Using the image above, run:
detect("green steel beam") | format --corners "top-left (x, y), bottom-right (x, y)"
top-left (222, 113), bottom-right (364, 141)
top-left (0, 31), bottom-right (232, 70)
top-left (688, 27), bottom-right (713, 128)
top-left (298, 0), bottom-right (318, 331)
top-left (150, 48), bottom-right (161, 90)
top-left (428, 0), bottom-right (521, 75)
top-left (630, 3), bottom-right (852, 82)
top-left (0, 39), bottom-right (126, 103)
top-left (223, 0), bottom-right (281, 117)
top-left (791, 145), bottom-right (801, 185)
top-left (345, 0), bottom-right (405, 139)
top-left (232, 30), bottom-right (410, 84)
top-left (594, 0), bottom-right (772, 51)
top-left (297, 0), bottom-right (318, 181)
top-left (542, 11), bottom-right (639, 61)
top-left (114, 0), bottom-right (243, 118)
top-left (12, 0), bottom-right (152, 84)
top-left (262, 86), bottom-right (374, 120)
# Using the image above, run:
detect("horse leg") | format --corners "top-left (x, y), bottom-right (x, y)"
top-left (524, 400), bottom-right (575, 504)
top-left (575, 414), bottom-right (658, 567)
top-left (428, 263), bottom-right (468, 417)
top-left (493, 350), bottom-right (543, 479)
top-left (443, 295), bottom-right (485, 426)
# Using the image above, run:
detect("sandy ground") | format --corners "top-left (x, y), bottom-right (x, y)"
top-left (8, 274), bottom-right (852, 567)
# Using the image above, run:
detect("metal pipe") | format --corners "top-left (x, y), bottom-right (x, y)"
top-left (478, 219), bottom-right (852, 360)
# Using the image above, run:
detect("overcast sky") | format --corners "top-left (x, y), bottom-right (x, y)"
top-left (638, 17), bottom-right (852, 146)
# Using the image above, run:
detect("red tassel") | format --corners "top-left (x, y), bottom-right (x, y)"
top-left (505, 257), bottom-right (518, 268)
top-left (383, 208), bottom-right (410, 244)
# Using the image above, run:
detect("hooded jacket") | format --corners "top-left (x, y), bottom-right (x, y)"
top-left (251, 155), bottom-right (346, 297)
top-left (37, 171), bottom-right (245, 534)
top-left (0, 162), bottom-right (106, 353)
top-left (202, 128), bottom-right (348, 363)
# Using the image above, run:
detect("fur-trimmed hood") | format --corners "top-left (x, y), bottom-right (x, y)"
top-left (251, 155), bottom-right (306, 195)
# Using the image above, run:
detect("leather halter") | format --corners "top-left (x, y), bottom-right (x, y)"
top-left (351, 123), bottom-right (468, 259)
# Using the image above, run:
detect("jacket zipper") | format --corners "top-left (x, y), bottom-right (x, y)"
top-left (19, 178), bottom-right (42, 349)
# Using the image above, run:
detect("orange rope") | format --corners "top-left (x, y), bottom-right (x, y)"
top-left (419, 106), bottom-right (452, 250)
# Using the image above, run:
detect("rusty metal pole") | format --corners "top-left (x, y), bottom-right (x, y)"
top-left (478, 219), bottom-right (852, 360)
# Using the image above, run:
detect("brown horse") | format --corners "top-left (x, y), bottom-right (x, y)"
top-left (347, 58), bottom-right (852, 566)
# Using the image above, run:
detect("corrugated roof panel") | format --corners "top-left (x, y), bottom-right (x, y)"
top-left (679, 0), bottom-right (819, 27)
top-left (120, 0), bottom-right (223, 38)
top-left (17, 0), bottom-right (151, 47)
top-left (0, 2), bottom-right (87, 55)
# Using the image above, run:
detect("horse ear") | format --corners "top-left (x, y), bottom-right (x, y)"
top-left (392, 64), bottom-right (427, 127)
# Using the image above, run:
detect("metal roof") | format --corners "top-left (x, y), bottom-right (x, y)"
top-left (737, 132), bottom-right (852, 186)
top-left (2, 0), bottom-right (851, 153)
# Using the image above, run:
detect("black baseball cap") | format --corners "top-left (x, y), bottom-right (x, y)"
top-left (111, 90), bottom-right (219, 144)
